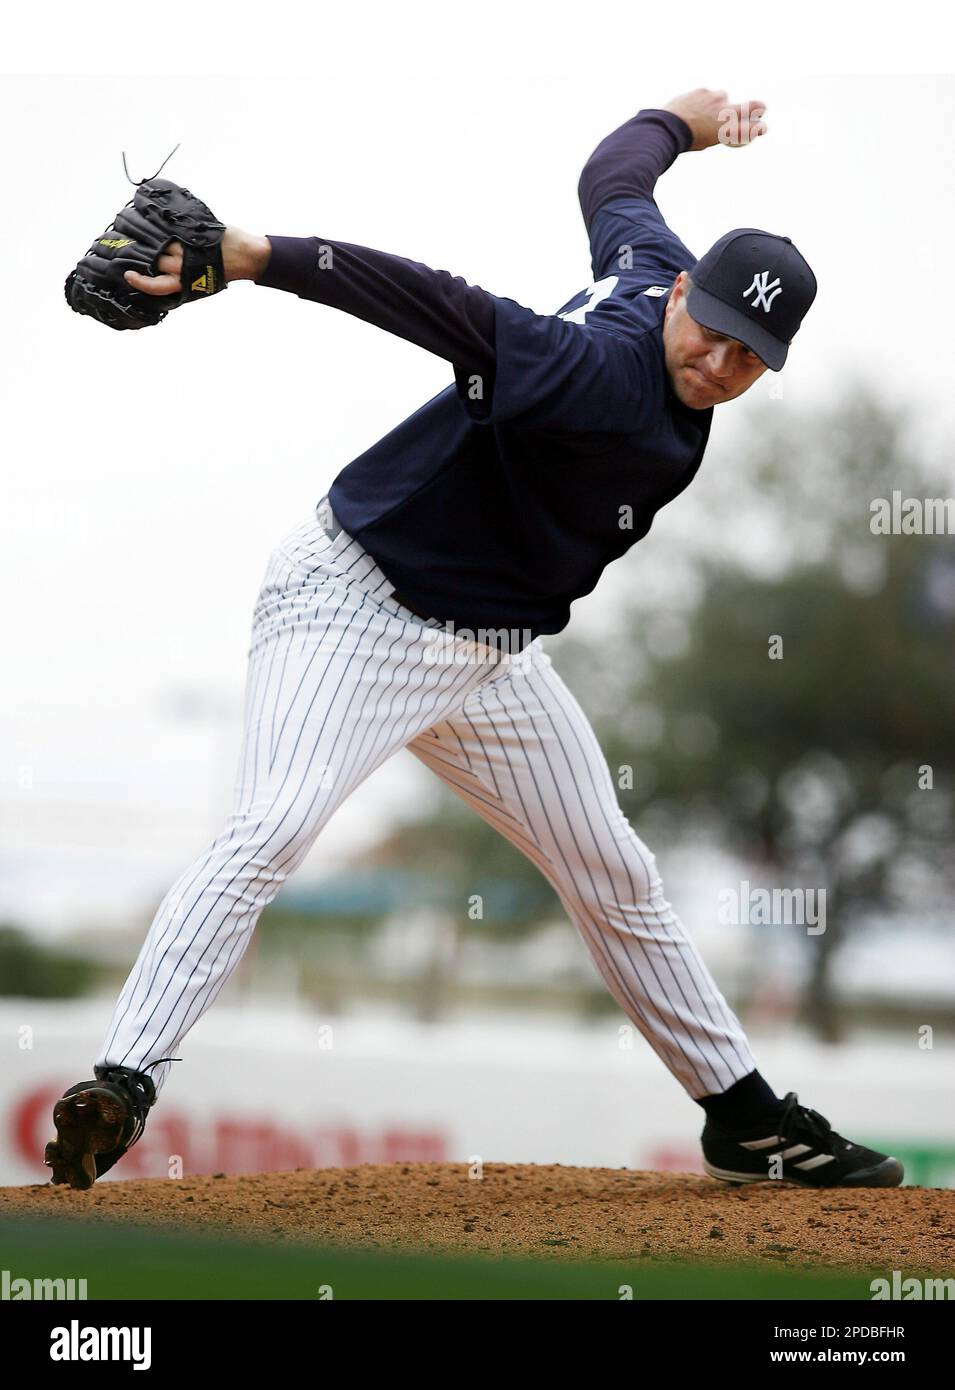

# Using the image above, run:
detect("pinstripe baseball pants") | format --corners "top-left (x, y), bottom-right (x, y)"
top-left (96, 503), bottom-right (758, 1101)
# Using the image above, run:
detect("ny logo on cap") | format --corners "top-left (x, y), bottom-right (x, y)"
top-left (743, 270), bottom-right (782, 313)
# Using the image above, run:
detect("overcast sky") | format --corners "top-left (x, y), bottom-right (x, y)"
top-left (2, 60), bottom-right (953, 929)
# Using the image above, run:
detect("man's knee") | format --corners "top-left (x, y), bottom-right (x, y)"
top-left (223, 795), bottom-right (329, 868)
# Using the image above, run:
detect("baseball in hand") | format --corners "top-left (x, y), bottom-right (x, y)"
top-left (663, 88), bottom-right (767, 151)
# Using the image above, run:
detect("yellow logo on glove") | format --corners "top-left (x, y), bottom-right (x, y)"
top-left (190, 267), bottom-right (217, 294)
top-left (99, 238), bottom-right (135, 249)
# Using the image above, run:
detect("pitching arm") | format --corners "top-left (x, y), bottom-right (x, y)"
top-left (578, 108), bottom-right (692, 232)
top-left (578, 92), bottom-right (767, 280)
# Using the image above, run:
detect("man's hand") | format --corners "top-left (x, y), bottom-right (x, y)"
top-left (124, 227), bottom-right (272, 295)
top-left (662, 88), bottom-right (767, 151)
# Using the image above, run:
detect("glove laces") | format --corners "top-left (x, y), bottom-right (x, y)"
top-left (122, 142), bottom-right (181, 187)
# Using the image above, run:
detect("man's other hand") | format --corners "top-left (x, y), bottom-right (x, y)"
top-left (663, 88), bottom-right (767, 151)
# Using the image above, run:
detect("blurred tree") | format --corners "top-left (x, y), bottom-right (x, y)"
top-left (557, 384), bottom-right (955, 1039)
top-left (0, 924), bottom-right (100, 998)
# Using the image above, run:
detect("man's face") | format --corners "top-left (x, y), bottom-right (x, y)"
top-left (663, 270), bottom-right (770, 408)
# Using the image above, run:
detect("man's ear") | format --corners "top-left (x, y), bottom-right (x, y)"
top-left (665, 271), bottom-right (684, 319)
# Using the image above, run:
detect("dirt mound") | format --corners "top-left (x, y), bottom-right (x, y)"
top-left (3, 1164), bottom-right (953, 1273)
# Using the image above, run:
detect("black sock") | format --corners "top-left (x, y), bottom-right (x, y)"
top-left (695, 1070), bottom-right (785, 1129)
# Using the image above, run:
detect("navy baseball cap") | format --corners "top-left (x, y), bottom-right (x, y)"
top-left (685, 229), bottom-right (817, 371)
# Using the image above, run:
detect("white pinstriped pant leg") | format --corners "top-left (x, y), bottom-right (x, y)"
top-left (406, 638), bottom-right (758, 1100)
top-left (95, 513), bottom-right (508, 1097)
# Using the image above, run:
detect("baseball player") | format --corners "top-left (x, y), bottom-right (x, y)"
top-left (47, 88), bottom-right (903, 1190)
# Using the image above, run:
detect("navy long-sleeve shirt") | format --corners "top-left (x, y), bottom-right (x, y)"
top-left (256, 107), bottom-right (710, 649)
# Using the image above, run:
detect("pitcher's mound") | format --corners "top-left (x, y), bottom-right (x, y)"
top-left (4, 1163), bottom-right (952, 1273)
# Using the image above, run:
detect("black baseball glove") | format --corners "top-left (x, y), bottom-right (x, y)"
top-left (65, 177), bottom-right (228, 330)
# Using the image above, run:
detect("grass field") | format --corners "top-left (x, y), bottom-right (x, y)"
top-left (0, 1216), bottom-right (884, 1300)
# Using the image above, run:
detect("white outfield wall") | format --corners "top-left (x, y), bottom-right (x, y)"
top-left (1, 1000), bottom-right (953, 1188)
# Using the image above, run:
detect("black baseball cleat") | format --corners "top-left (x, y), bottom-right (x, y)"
top-left (44, 1064), bottom-right (161, 1190)
top-left (701, 1091), bottom-right (905, 1188)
